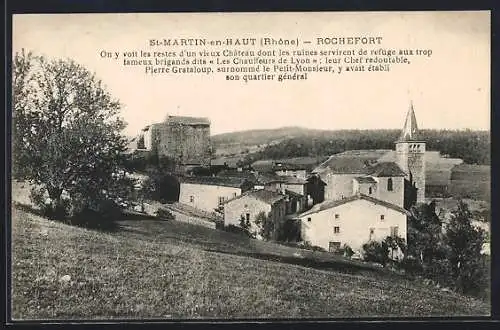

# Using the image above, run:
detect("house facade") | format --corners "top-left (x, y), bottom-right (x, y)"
top-left (296, 194), bottom-right (409, 253)
top-left (224, 189), bottom-right (287, 240)
top-left (179, 176), bottom-right (253, 213)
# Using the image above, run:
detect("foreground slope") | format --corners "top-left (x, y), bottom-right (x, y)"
top-left (11, 207), bottom-right (489, 319)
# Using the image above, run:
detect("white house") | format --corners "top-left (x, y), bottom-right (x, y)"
top-left (179, 176), bottom-right (254, 213)
top-left (296, 193), bottom-right (409, 254)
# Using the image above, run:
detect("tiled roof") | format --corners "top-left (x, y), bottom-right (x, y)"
top-left (226, 189), bottom-right (286, 205)
top-left (256, 173), bottom-right (287, 184)
top-left (165, 115), bottom-right (210, 126)
top-left (280, 175), bottom-right (308, 185)
top-left (334, 149), bottom-right (392, 159)
top-left (252, 157), bottom-right (326, 173)
top-left (217, 170), bottom-right (259, 183)
top-left (369, 162), bottom-right (406, 177)
top-left (313, 156), bottom-right (373, 174)
top-left (273, 163), bottom-right (307, 171)
top-left (354, 176), bottom-right (377, 183)
top-left (297, 193), bottom-right (409, 217)
top-left (180, 176), bottom-right (250, 188)
top-left (210, 157), bottom-right (244, 168)
top-left (284, 189), bottom-right (304, 198)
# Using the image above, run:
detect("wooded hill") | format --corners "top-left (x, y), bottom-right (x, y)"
top-left (212, 127), bottom-right (490, 165)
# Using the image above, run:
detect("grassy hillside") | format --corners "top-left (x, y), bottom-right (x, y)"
top-left (11, 206), bottom-right (489, 319)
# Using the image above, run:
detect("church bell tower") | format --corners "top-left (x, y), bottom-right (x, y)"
top-left (395, 101), bottom-right (426, 204)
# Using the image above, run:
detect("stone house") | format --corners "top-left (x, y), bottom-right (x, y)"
top-left (296, 193), bottom-right (409, 255)
top-left (224, 189), bottom-right (287, 240)
top-left (179, 176), bottom-right (253, 213)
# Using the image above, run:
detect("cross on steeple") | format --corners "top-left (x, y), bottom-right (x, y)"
top-left (398, 101), bottom-right (419, 141)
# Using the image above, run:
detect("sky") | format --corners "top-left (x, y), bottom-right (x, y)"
top-left (12, 11), bottom-right (490, 136)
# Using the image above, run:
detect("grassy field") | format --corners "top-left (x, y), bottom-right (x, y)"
top-left (449, 164), bottom-right (490, 202)
top-left (11, 205), bottom-right (490, 320)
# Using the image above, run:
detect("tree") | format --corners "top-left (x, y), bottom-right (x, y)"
top-left (13, 50), bottom-right (131, 221)
top-left (445, 201), bottom-right (487, 295)
top-left (407, 201), bottom-right (447, 264)
top-left (239, 214), bottom-right (251, 232)
top-left (254, 211), bottom-right (275, 240)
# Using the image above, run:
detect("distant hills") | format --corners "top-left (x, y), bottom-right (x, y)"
top-left (211, 126), bottom-right (490, 166)
top-left (211, 126), bottom-right (325, 146)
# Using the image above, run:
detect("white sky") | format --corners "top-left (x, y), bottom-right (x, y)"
top-left (12, 11), bottom-right (490, 136)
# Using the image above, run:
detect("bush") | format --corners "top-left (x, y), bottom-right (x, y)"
top-left (362, 240), bottom-right (390, 266)
top-left (299, 241), bottom-right (327, 252)
top-left (423, 259), bottom-right (455, 289)
top-left (29, 186), bottom-right (70, 219)
top-left (69, 199), bottom-right (122, 230)
top-left (223, 224), bottom-right (253, 238)
top-left (339, 244), bottom-right (355, 258)
top-left (398, 257), bottom-right (424, 275)
top-left (155, 208), bottom-right (175, 220)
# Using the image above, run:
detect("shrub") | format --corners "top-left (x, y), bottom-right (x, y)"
top-left (29, 186), bottom-right (70, 219)
top-left (300, 241), bottom-right (326, 252)
top-left (155, 208), bottom-right (175, 220)
top-left (341, 244), bottom-right (355, 258)
top-left (423, 258), bottom-right (454, 289)
top-left (224, 224), bottom-right (252, 237)
top-left (69, 198), bottom-right (122, 230)
top-left (362, 240), bottom-right (390, 266)
top-left (239, 215), bottom-right (251, 231)
top-left (398, 257), bottom-right (424, 275)
top-left (254, 211), bottom-right (275, 241)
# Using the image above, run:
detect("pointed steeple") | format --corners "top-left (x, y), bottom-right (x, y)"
top-left (398, 101), bottom-right (419, 141)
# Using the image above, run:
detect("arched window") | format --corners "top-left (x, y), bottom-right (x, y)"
top-left (368, 187), bottom-right (373, 195)
top-left (387, 178), bottom-right (393, 191)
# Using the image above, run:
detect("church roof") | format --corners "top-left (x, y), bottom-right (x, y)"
top-left (398, 101), bottom-right (420, 141)
top-left (312, 154), bottom-right (406, 177)
top-left (368, 162), bottom-right (406, 177)
top-left (312, 156), bottom-right (372, 174)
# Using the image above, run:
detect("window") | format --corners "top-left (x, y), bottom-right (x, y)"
top-left (246, 213), bottom-right (250, 221)
top-left (380, 215), bottom-right (385, 221)
top-left (387, 178), bottom-right (393, 191)
top-left (233, 192), bottom-right (237, 198)
top-left (335, 214), bottom-right (340, 219)
top-left (390, 226), bottom-right (399, 238)
top-left (368, 187), bottom-right (373, 195)
top-left (218, 196), bottom-right (226, 206)
top-left (189, 196), bottom-right (194, 203)
top-left (334, 226), bottom-right (340, 234)
top-left (307, 217), bottom-right (311, 222)
top-left (329, 241), bottom-right (341, 252)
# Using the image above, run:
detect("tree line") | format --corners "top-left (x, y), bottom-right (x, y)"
top-left (241, 129), bottom-right (490, 165)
